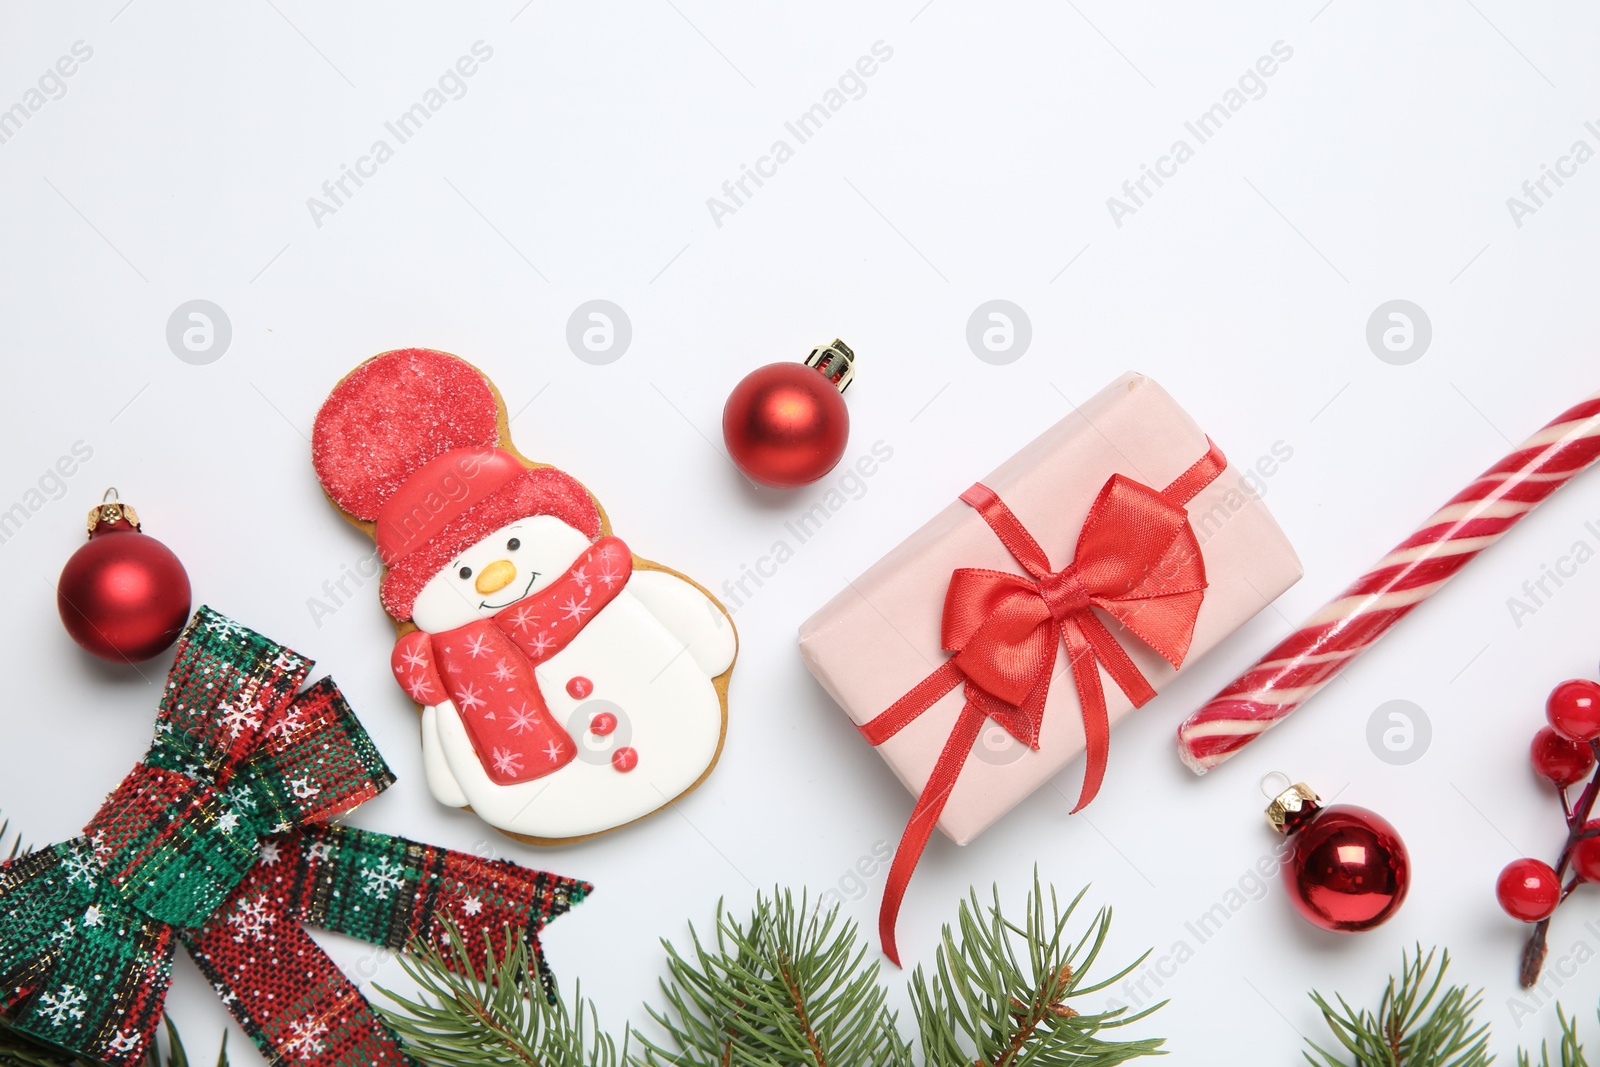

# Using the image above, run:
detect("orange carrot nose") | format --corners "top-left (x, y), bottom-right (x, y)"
top-left (475, 559), bottom-right (516, 595)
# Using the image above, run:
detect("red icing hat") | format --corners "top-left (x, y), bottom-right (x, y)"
top-left (312, 349), bottom-right (601, 621)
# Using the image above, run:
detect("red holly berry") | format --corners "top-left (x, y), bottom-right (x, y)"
top-left (1572, 820), bottom-right (1600, 882)
top-left (1547, 679), bottom-right (1600, 742)
top-left (1532, 726), bottom-right (1597, 787)
top-left (1497, 858), bottom-right (1562, 921)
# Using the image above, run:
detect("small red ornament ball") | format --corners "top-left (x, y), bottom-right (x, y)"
top-left (1497, 857), bottom-right (1563, 921)
top-left (723, 363), bottom-right (849, 488)
top-left (1531, 725), bottom-right (1596, 787)
top-left (1283, 805), bottom-right (1410, 932)
top-left (58, 497), bottom-right (190, 663)
top-left (1547, 679), bottom-right (1600, 742)
top-left (1571, 820), bottom-right (1600, 883)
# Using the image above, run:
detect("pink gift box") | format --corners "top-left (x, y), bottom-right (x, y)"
top-left (799, 372), bottom-right (1303, 846)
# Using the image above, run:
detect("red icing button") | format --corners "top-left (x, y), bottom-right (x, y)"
top-left (589, 712), bottom-right (618, 736)
top-left (566, 676), bottom-right (593, 699)
top-left (612, 747), bottom-right (639, 773)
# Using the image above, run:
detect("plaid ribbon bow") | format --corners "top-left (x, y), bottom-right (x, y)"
top-left (0, 607), bottom-right (590, 1067)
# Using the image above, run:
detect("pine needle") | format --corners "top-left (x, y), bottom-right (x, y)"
top-left (1518, 1006), bottom-right (1590, 1067)
top-left (377, 878), bottom-right (1166, 1067)
top-left (909, 870), bottom-right (1166, 1067)
top-left (1304, 945), bottom-right (1490, 1067)
top-left (376, 923), bottom-right (624, 1067)
top-left (637, 889), bottom-right (911, 1067)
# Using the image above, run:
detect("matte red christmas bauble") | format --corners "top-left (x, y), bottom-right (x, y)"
top-left (722, 340), bottom-right (854, 489)
top-left (1267, 781), bottom-right (1409, 933)
top-left (58, 492), bottom-right (191, 663)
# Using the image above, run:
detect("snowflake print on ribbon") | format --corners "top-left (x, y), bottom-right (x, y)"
top-left (263, 706), bottom-right (307, 741)
top-left (217, 699), bottom-right (263, 738)
top-left (508, 704), bottom-right (540, 736)
top-left (462, 895), bottom-right (484, 917)
top-left (223, 784), bottom-right (260, 813)
top-left (269, 648), bottom-right (304, 673)
top-left (38, 985), bottom-right (86, 1026)
top-left (284, 1017), bottom-right (330, 1061)
top-left (492, 747), bottom-right (524, 777)
top-left (227, 895), bottom-right (276, 943)
top-left (82, 905), bottom-right (104, 929)
top-left (361, 857), bottom-right (406, 901)
top-left (49, 919), bottom-right (76, 947)
top-left (108, 1030), bottom-right (142, 1056)
top-left (259, 842), bottom-right (282, 866)
top-left (289, 777), bottom-right (322, 801)
top-left (60, 849), bottom-right (99, 887)
top-left (308, 841), bottom-right (333, 862)
top-left (204, 617), bottom-right (246, 642)
top-left (217, 811), bottom-right (242, 834)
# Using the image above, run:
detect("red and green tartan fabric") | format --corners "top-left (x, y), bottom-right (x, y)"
top-left (0, 606), bottom-right (590, 1067)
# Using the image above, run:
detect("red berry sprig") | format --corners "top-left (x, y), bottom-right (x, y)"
top-left (1495, 677), bottom-right (1600, 988)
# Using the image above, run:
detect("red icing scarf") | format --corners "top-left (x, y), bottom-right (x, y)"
top-left (391, 536), bottom-right (632, 784)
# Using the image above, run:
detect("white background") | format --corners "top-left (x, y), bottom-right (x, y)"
top-left (3, 2), bottom-right (1600, 1062)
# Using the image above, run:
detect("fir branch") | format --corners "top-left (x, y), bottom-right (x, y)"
top-left (377, 881), bottom-right (1165, 1067)
top-left (1517, 1006), bottom-right (1590, 1067)
top-left (909, 871), bottom-right (1166, 1067)
top-left (637, 890), bottom-right (912, 1067)
top-left (376, 924), bottom-right (623, 1067)
top-left (1304, 946), bottom-right (1490, 1067)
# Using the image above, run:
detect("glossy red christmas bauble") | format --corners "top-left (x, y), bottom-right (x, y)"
top-left (1547, 679), bottom-right (1600, 742)
top-left (1283, 804), bottom-right (1409, 932)
top-left (1497, 857), bottom-right (1562, 920)
top-left (58, 521), bottom-right (191, 662)
top-left (722, 362), bottom-right (849, 488)
top-left (1531, 725), bottom-right (1596, 787)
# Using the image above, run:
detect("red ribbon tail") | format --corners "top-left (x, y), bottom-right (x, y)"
top-left (879, 701), bottom-right (985, 968)
top-left (1061, 621), bottom-right (1112, 813)
top-left (860, 660), bottom-right (964, 746)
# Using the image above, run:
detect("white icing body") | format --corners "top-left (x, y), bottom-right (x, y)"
top-left (410, 517), bottom-right (736, 839)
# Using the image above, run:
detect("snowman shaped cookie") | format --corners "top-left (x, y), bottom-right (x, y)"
top-left (312, 348), bottom-right (736, 842)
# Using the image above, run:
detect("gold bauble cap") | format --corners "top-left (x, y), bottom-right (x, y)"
top-left (1265, 782), bottom-right (1321, 834)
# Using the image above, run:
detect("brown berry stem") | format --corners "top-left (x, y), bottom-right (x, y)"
top-left (1520, 739), bottom-right (1600, 988)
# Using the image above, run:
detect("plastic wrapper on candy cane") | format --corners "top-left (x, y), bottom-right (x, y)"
top-left (1178, 392), bottom-right (1600, 774)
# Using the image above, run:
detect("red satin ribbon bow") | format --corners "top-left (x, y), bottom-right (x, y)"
top-left (861, 441), bottom-right (1226, 966)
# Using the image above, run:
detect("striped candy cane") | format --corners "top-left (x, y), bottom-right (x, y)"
top-left (1179, 392), bottom-right (1600, 774)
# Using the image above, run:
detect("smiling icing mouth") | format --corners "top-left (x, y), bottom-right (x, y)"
top-left (481, 572), bottom-right (540, 610)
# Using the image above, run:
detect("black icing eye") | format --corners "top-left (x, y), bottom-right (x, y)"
top-left (458, 566), bottom-right (473, 580)
top-left (507, 537), bottom-right (521, 551)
